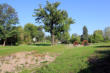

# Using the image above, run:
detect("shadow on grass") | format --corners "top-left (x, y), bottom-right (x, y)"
top-left (78, 50), bottom-right (110, 73)
top-left (95, 50), bottom-right (110, 55)
top-left (95, 45), bottom-right (110, 48)
top-left (34, 44), bottom-right (51, 46)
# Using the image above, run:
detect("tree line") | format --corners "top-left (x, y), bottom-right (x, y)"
top-left (0, 1), bottom-right (110, 46)
top-left (70, 26), bottom-right (110, 44)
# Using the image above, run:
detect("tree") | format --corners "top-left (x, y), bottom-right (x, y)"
top-left (24, 23), bottom-right (44, 44)
top-left (61, 32), bottom-right (70, 44)
top-left (88, 35), bottom-right (93, 43)
top-left (45, 35), bottom-right (51, 43)
top-left (24, 23), bottom-right (37, 43)
top-left (93, 30), bottom-right (104, 43)
top-left (70, 34), bottom-right (75, 43)
top-left (24, 31), bottom-right (31, 44)
top-left (33, 1), bottom-right (74, 45)
top-left (16, 26), bottom-right (24, 44)
top-left (104, 27), bottom-right (110, 40)
top-left (81, 26), bottom-right (88, 41)
top-left (35, 26), bottom-right (44, 42)
top-left (0, 4), bottom-right (18, 46)
top-left (70, 34), bottom-right (80, 43)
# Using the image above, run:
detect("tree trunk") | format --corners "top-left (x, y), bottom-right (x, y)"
top-left (51, 32), bottom-right (55, 45)
top-left (3, 40), bottom-right (6, 46)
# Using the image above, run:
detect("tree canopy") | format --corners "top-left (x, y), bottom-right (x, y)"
top-left (70, 34), bottom-right (80, 43)
top-left (93, 30), bottom-right (104, 42)
top-left (24, 23), bottom-right (44, 44)
top-left (104, 27), bottom-right (110, 40)
top-left (0, 3), bottom-right (18, 46)
top-left (81, 26), bottom-right (88, 41)
top-left (33, 1), bottom-right (74, 45)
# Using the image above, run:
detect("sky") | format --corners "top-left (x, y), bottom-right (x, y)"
top-left (0, 0), bottom-right (110, 36)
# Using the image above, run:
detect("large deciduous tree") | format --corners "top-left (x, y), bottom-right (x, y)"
top-left (0, 4), bottom-right (18, 46)
top-left (33, 1), bottom-right (74, 45)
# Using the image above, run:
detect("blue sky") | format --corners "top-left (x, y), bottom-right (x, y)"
top-left (0, 0), bottom-right (110, 36)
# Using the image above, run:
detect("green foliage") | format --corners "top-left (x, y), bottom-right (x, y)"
top-left (24, 23), bottom-right (44, 44)
top-left (88, 35), bottom-right (94, 43)
top-left (70, 34), bottom-right (80, 43)
top-left (24, 23), bottom-right (35, 44)
top-left (0, 3), bottom-right (18, 46)
top-left (34, 1), bottom-right (74, 45)
top-left (35, 26), bottom-right (44, 42)
top-left (104, 27), bottom-right (110, 40)
top-left (61, 32), bottom-right (70, 44)
top-left (81, 26), bottom-right (88, 41)
top-left (45, 36), bottom-right (51, 42)
top-left (82, 40), bottom-right (88, 46)
top-left (70, 34), bottom-right (75, 43)
top-left (24, 23), bottom-right (37, 40)
top-left (93, 30), bottom-right (104, 43)
top-left (16, 26), bottom-right (24, 44)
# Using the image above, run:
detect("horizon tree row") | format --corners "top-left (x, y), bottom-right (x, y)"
top-left (0, 2), bottom-right (110, 46)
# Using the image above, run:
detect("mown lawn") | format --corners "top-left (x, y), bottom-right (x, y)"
top-left (0, 43), bottom-right (110, 73)
top-left (31, 46), bottom-right (96, 73)
top-left (0, 44), bottom-right (68, 56)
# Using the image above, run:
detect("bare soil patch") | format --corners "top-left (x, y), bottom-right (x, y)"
top-left (0, 51), bottom-right (56, 73)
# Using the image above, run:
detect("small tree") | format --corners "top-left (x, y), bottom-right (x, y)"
top-left (81, 26), bottom-right (88, 41)
top-left (24, 23), bottom-right (37, 43)
top-left (93, 30), bottom-right (104, 43)
top-left (70, 34), bottom-right (75, 43)
top-left (0, 4), bottom-right (18, 46)
top-left (70, 34), bottom-right (80, 43)
top-left (61, 32), bottom-right (70, 44)
top-left (82, 40), bottom-right (88, 46)
top-left (33, 1), bottom-right (74, 45)
top-left (73, 41), bottom-right (79, 46)
top-left (16, 26), bottom-right (24, 44)
top-left (35, 26), bottom-right (44, 42)
top-left (104, 27), bottom-right (110, 40)
top-left (24, 23), bottom-right (44, 44)
top-left (88, 35), bottom-right (94, 43)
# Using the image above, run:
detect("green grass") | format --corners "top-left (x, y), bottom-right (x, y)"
top-left (0, 43), bottom-right (110, 73)
top-left (0, 44), bottom-right (68, 56)
top-left (33, 46), bottom-right (96, 73)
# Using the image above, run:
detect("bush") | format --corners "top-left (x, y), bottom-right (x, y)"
top-left (82, 40), bottom-right (88, 46)
top-left (15, 42), bottom-right (19, 46)
top-left (73, 41), bottom-right (79, 46)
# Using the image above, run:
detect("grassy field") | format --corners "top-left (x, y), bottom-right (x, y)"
top-left (0, 43), bottom-right (110, 73)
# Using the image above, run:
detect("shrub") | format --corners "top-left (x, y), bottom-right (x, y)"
top-left (82, 40), bottom-right (88, 46)
top-left (73, 41), bottom-right (79, 46)
top-left (15, 42), bottom-right (19, 46)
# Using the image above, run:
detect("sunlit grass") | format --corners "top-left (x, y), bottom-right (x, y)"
top-left (0, 43), bottom-right (110, 73)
